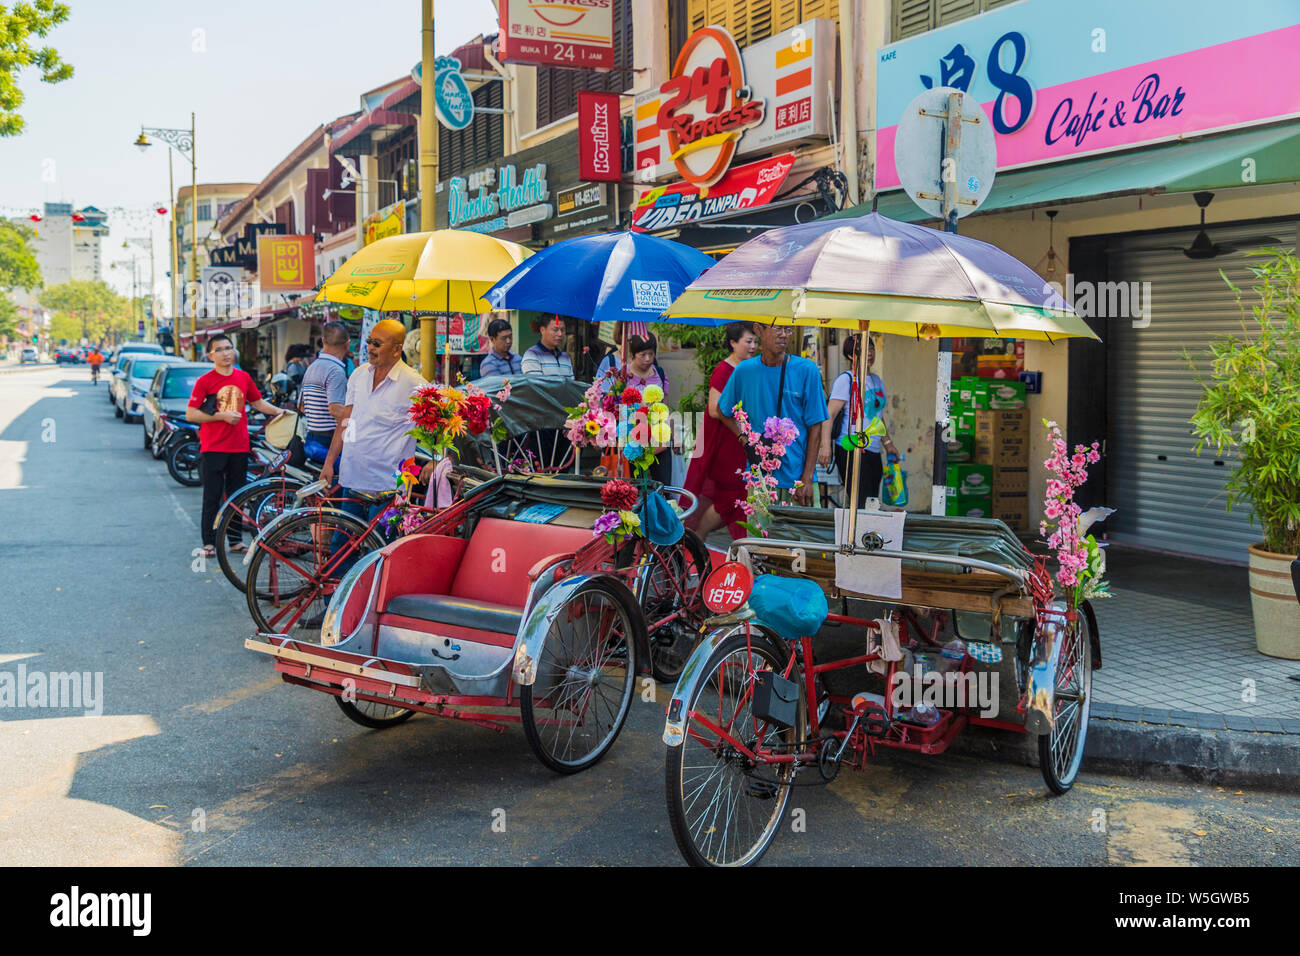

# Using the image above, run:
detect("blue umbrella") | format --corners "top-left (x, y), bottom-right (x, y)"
top-left (485, 231), bottom-right (724, 326)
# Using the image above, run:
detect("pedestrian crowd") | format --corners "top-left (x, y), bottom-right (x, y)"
top-left (185, 315), bottom-right (892, 555)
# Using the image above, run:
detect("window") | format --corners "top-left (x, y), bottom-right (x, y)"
top-left (892, 0), bottom-right (1019, 41)
top-left (197, 202), bottom-right (212, 222)
top-left (671, 0), bottom-right (838, 59)
top-left (377, 127), bottom-right (417, 205)
top-left (440, 82), bottom-right (505, 178)
top-left (534, 0), bottom-right (633, 128)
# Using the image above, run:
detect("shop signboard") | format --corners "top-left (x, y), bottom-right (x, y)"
top-left (434, 56), bottom-right (475, 131)
top-left (257, 235), bottom-right (315, 291)
top-left (633, 19), bottom-right (836, 187)
top-left (200, 266), bottom-right (245, 322)
top-left (439, 129), bottom-right (615, 240)
top-left (632, 153), bottom-right (795, 231)
top-left (499, 0), bottom-right (614, 70)
top-left (578, 90), bottom-right (622, 182)
top-left (363, 201), bottom-right (405, 246)
top-left (875, 0), bottom-right (1300, 189)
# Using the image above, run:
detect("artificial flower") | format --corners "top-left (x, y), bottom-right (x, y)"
top-left (600, 479), bottom-right (638, 512)
top-left (642, 384), bottom-right (664, 404)
top-left (592, 511), bottom-right (620, 536)
top-left (618, 509), bottom-right (640, 529)
top-left (620, 386), bottom-right (642, 406)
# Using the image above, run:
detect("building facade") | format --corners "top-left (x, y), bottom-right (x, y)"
top-left (844, 0), bottom-right (1300, 559)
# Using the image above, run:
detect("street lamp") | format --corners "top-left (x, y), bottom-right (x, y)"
top-left (135, 115), bottom-right (196, 357)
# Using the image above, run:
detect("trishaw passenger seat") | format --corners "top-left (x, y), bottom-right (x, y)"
top-left (748, 575), bottom-right (829, 642)
top-left (448, 518), bottom-right (594, 607)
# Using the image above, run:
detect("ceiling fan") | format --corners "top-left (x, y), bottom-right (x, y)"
top-left (1161, 192), bottom-right (1282, 259)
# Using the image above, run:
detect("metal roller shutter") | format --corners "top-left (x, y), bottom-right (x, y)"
top-left (1104, 217), bottom-right (1298, 562)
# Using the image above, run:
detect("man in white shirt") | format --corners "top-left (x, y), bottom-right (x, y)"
top-left (321, 319), bottom-right (426, 498)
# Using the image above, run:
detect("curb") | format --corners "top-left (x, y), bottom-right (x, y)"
top-left (951, 718), bottom-right (1300, 793)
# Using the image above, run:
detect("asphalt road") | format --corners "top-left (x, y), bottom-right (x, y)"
top-left (1, 366), bottom-right (1297, 867)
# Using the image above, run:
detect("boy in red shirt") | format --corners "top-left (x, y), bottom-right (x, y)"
top-left (187, 334), bottom-right (285, 556)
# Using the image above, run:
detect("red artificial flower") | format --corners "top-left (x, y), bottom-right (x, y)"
top-left (620, 386), bottom-right (642, 406)
top-left (600, 479), bottom-right (638, 512)
top-left (462, 394), bottom-right (491, 434)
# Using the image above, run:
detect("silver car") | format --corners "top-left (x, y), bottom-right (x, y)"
top-left (114, 354), bottom-right (188, 423)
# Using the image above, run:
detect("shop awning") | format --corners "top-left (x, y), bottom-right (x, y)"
top-left (828, 123), bottom-right (1300, 223)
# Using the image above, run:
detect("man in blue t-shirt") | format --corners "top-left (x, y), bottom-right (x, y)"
top-left (718, 323), bottom-right (828, 505)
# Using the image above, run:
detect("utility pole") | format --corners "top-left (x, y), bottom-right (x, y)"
top-left (190, 112), bottom-right (198, 359)
top-left (418, 0), bottom-right (439, 381)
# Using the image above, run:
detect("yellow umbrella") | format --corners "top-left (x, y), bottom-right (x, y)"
top-left (316, 230), bottom-right (532, 314)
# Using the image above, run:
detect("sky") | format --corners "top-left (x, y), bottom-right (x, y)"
top-left (1, 0), bottom-right (501, 297)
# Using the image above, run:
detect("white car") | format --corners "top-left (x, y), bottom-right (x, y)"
top-left (20, 347), bottom-right (39, 364)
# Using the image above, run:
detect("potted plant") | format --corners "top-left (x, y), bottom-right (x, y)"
top-left (1188, 248), bottom-right (1300, 659)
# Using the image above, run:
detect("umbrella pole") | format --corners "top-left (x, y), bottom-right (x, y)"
top-left (846, 320), bottom-right (870, 550)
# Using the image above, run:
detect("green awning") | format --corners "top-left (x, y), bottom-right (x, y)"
top-left (828, 123), bottom-right (1300, 223)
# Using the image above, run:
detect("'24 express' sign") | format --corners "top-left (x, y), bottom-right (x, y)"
top-left (874, 0), bottom-right (1300, 189)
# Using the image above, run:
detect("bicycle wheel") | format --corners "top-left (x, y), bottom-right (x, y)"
top-left (666, 629), bottom-right (801, 867)
top-left (1038, 607), bottom-right (1094, 794)
top-left (167, 439), bottom-right (202, 487)
top-left (520, 581), bottom-right (638, 774)
top-left (336, 695), bottom-right (415, 729)
top-left (244, 511), bottom-right (384, 639)
top-left (641, 530), bottom-right (710, 684)
top-left (214, 479), bottom-right (305, 592)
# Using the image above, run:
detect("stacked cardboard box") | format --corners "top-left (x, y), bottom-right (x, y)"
top-left (945, 463), bottom-right (992, 518)
top-left (974, 407), bottom-right (1030, 532)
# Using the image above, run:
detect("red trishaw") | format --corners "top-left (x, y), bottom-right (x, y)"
top-left (245, 470), bottom-right (710, 773)
top-left (662, 507), bottom-right (1100, 866)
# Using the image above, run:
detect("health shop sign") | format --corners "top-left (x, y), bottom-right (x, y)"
top-left (633, 19), bottom-right (836, 188)
top-left (632, 153), bottom-right (795, 231)
top-left (499, 0), bottom-right (614, 69)
top-left (257, 235), bottom-right (315, 291)
top-left (578, 91), bottom-right (622, 182)
top-left (874, 0), bottom-right (1300, 190)
top-left (441, 130), bottom-right (617, 241)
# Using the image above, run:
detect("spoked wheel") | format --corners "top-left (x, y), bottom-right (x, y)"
top-left (336, 695), bottom-right (416, 729)
top-left (640, 530), bottom-right (710, 684)
top-left (520, 581), bottom-right (638, 774)
top-left (244, 511), bottom-right (383, 639)
top-left (666, 630), bottom-right (801, 867)
top-left (214, 479), bottom-right (304, 592)
top-left (1038, 605), bottom-right (1094, 794)
top-left (167, 439), bottom-right (202, 487)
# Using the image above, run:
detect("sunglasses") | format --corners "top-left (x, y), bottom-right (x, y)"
top-left (366, 338), bottom-right (385, 348)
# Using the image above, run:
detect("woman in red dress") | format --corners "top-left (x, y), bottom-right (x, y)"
top-left (684, 322), bottom-right (758, 540)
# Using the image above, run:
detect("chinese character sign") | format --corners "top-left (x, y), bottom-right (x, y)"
top-left (499, 0), bottom-right (614, 69)
top-left (257, 235), bottom-right (315, 291)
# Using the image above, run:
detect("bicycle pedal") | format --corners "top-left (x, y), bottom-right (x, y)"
top-left (859, 710), bottom-right (891, 737)
top-left (742, 775), bottom-right (779, 799)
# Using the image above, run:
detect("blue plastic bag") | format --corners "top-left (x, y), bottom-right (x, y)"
top-left (749, 574), bottom-right (828, 641)
top-left (881, 453), bottom-right (908, 508)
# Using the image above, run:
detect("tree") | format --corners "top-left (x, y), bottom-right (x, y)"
top-left (0, 219), bottom-right (42, 291)
top-left (0, 1), bottom-right (74, 137)
top-left (0, 295), bottom-right (19, 341)
top-left (40, 279), bottom-right (131, 345)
